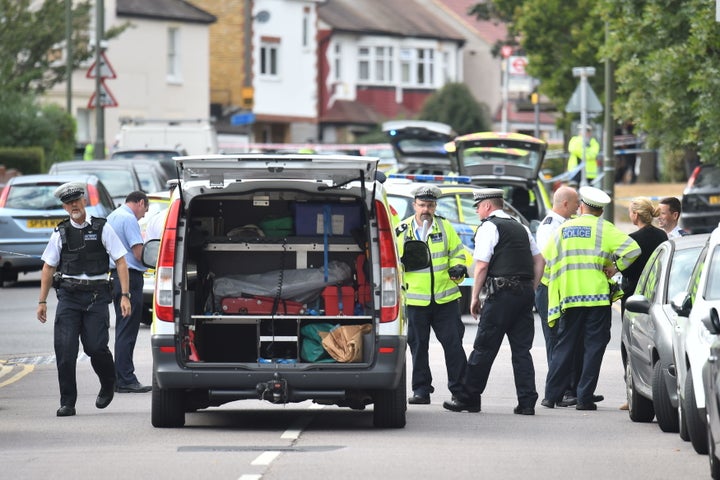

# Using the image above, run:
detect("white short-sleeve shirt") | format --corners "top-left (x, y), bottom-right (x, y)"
top-left (473, 210), bottom-right (540, 262)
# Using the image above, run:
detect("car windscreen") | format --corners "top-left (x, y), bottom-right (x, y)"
top-left (693, 166), bottom-right (720, 189)
top-left (705, 245), bottom-right (720, 300)
top-left (58, 170), bottom-right (136, 198)
top-left (669, 246), bottom-right (704, 301)
top-left (4, 183), bottom-right (64, 210)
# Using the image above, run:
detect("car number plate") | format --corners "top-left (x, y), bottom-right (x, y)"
top-left (710, 195), bottom-right (720, 205)
top-left (27, 218), bottom-right (63, 228)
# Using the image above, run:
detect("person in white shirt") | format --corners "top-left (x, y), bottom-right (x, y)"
top-left (657, 196), bottom-right (687, 238)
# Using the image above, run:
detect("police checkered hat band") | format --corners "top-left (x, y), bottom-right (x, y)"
top-left (472, 188), bottom-right (504, 206)
top-left (413, 185), bottom-right (441, 201)
top-left (579, 186), bottom-right (610, 209)
top-left (54, 182), bottom-right (86, 203)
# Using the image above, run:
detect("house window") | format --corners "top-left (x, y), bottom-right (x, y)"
top-left (167, 27), bottom-right (181, 81)
top-left (334, 43), bottom-right (342, 81)
top-left (260, 37), bottom-right (280, 77)
top-left (302, 8), bottom-right (310, 48)
top-left (358, 45), bottom-right (393, 84)
top-left (400, 47), bottom-right (435, 87)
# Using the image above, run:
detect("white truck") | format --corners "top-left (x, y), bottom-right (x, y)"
top-left (117, 118), bottom-right (219, 155)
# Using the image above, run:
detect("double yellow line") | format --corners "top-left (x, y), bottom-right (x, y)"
top-left (0, 360), bottom-right (34, 388)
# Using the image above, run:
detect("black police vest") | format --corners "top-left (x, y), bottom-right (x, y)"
top-left (484, 216), bottom-right (534, 280)
top-left (57, 217), bottom-right (110, 276)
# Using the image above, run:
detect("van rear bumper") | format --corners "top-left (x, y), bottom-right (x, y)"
top-left (151, 334), bottom-right (407, 396)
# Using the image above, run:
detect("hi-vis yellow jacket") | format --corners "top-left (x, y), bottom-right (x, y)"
top-left (396, 215), bottom-right (466, 306)
top-left (543, 214), bottom-right (640, 325)
top-left (567, 135), bottom-right (600, 179)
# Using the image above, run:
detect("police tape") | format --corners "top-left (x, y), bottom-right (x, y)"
top-left (0, 250), bottom-right (42, 259)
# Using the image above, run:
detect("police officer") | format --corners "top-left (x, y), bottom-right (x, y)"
top-left (443, 188), bottom-right (544, 415)
top-left (36, 182), bottom-right (131, 417)
top-left (541, 186), bottom-right (640, 410)
top-left (396, 185), bottom-right (468, 405)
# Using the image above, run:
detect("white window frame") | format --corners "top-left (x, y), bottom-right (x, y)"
top-left (400, 47), bottom-right (435, 87)
top-left (167, 27), bottom-right (182, 83)
top-left (357, 45), bottom-right (394, 85)
top-left (260, 41), bottom-right (279, 78)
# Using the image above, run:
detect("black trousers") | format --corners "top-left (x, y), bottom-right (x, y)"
top-left (111, 269), bottom-right (145, 386)
top-left (54, 285), bottom-right (115, 407)
top-left (464, 283), bottom-right (538, 408)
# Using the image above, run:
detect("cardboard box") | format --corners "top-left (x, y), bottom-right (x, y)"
top-left (294, 203), bottom-right (363, 236)
top-left (322, 285), bottom-right (355, 316)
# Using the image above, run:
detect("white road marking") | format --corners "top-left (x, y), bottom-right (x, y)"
top-left (251, 451), bottom-right (281, 466)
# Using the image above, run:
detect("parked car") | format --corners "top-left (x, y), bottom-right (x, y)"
top-left (444, 131), bottom-right (552, 223)
top-left (131, 159), bottom-right (170, 193)
top-left (110, 146), bottom-right (186, 179)
top-left (0, 174), bottom-right (115, 285)
top-left (48, 160), bottom-right (144, 206)
top-left (702, 307), bottom-right (720, 478)
top-left (141, 154), bottom-right (407, 429)
top-left (672, 227), bottom-right (720, 454)
top-left (383, 120), bottom-right (456, 175)
top-left (682, 164), bottom-right (720, 234)
top-left (622, 234), bottom-right (709, 433)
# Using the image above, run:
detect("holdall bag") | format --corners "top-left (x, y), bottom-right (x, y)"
top-left (319, 324), bottom-right (372, 363)
top-left (221, 296), bottom-right (306, 315)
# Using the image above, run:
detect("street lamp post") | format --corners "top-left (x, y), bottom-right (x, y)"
top-left (93, 0), bottom-right (105, 160)
top-left (572, 66), bottom-right (596, 186)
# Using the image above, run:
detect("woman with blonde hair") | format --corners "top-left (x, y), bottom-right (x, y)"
top-left (618, 196), bottom-right (667, 410)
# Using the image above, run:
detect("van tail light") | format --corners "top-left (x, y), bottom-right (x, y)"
top-left (376, 200), bottom-right (400, 322)
top-left (86, 183), bottom-right (100, 206)
top-left (687, 166), bottom-right (701, 189)
top-left (155, 198), bottom-right (180, 322)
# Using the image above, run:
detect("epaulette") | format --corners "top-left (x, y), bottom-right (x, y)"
top-left (542, 216), bottom-right (553, 225)
top-left (395, 223), bottom-right (409, 236)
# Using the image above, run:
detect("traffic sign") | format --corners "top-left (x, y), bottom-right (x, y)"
top-left (501, 45), bottom-right (513, 58)
top-left (86, 52), bottom-right (117, 79)
top-left (87, 80), bottom-right (118, 109)
top-left (509, 56), bottom-right (527, 76)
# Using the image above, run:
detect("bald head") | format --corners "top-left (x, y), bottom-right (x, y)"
top-left (552, 186), bottom-right (580, 219)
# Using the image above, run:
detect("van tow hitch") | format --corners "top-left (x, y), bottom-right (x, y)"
top-left (256, 372), bottom-right (288, 403)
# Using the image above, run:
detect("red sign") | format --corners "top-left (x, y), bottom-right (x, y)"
top-left (87, 80), bottom-right (118, 109)
top-left (509, 56), bottom-right (528, 76)
top-left (86, 52), bottom-right (117, 79)
top-left (500, 45), bottom-right (513, 59)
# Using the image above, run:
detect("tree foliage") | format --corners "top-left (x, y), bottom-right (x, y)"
top-left (418, 83), bottom-right (492, 135)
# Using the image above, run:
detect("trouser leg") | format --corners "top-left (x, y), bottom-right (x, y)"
top-left (535, 284), bottom-right (556, 364)
top-left (464, 294), bottom-right (506, 397)
top-left (112, 271), bottom-right (143, 386)
top-left (430, 300), bottom-right (467, 397)
top-left (407, 305), bottom-right (433, 396)
top-left (54, 289), bottom-right (82, 407)
top-left (507, 286), bottom-right (538, 407)
top-left (79, 287), bottom-right (115, 389)
top-left (544, 308), bottom-right (584, 403)
top-left (576, 306), bottom-right (612, 404)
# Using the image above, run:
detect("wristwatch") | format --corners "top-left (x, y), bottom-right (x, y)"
top-left (121, 292), bottom-right (131, 299)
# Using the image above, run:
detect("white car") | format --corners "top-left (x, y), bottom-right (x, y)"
top-left (673, 225), bottom-right (720, 453)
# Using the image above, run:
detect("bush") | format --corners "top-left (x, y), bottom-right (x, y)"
top-left (0, 147), bottom-right (45, 174)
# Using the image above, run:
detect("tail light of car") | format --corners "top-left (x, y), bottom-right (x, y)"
top-left (376, 199), bottom-right (400, 323)
top-left (0, 185), bottom-right (8, 208)
top-left (687, 166), bottom-right (701, 189)
top-left (86, 183), bottom-right (100, 206)
top-left (155, 198), bottom-right (180, 322)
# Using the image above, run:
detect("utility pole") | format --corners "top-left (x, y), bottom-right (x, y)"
top-left (65, 0), bottom-right (72, 114)
top-left (603, 22), bottom-right (616, 222)
top-left (93, 0), bottom-right (105, 159)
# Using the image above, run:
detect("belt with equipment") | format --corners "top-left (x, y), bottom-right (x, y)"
top-left (485, 276), bottom-right (532, 296)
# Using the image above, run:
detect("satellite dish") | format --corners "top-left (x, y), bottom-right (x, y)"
top-left (255, 10), bottom-right (270, 23)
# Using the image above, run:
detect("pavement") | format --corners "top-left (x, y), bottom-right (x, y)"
top-left (605, 182), bottom-right (686, 233)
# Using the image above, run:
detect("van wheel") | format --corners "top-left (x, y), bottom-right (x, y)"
top-left (627, 359), bottom-right (654, 422)
top-left (652, 362), bottom-right (679, 432)
top-left (684, 368), bottom-right (709, 454)
top-left (151, 374), bottom-right (186, 428)
top-left (373, 363), bottom-right (407, 428)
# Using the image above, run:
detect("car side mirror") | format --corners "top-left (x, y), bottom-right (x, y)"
top-left (670, 291), bottom-right (692, 317)
top-left (625, 294), bottom-right (651, 314)
top-left (141, 239), bottom-right (160, 268)
top-left (401, 240), bottom-right (431, 272)
top-left (701, 308), bottom-right (720, 335)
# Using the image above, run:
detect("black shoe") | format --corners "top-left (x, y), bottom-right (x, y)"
top-left (559, 394), bottom-right (577, 407)
top-left (576, 402), bottom-right (597, 411)
top-left (96, 384), bottom-right (115, 409)
top-left (592, 394), bottom-right (604, 403)
top-left (540, 398), bottom-right (555, 409)
top-left (116, 382), bottom-right (152, 393)
top-left (513, 405), bottom-right (535, 415)
top-left (442, 396), bottom-right (481, 413)
top-left (56, 405), bottom-right (76, 417)
top-left (408, 394), bottom-right (431, 405)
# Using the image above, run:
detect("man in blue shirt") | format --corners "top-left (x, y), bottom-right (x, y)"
top-left (107, 191), bottom-right (151, 392)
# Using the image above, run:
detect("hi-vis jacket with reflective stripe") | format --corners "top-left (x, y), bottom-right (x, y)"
top-left (397, 215), bottom-right (465, 306)
top-left (543, 214), bottom-right (640, 325)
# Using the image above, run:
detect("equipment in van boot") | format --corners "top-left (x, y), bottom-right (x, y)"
top-left (221, 296), bottom-right (306, 315)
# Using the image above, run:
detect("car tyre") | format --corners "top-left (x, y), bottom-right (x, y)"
top-left (627, 359), bottom-right (654, 422)
top-left (680, 391), bottom-right (690, 441)
top-left (652, 362), bottom-right (679, 432)
top-left (709, 422), bottom-right (720, 479)
top-left (684, 368), bottom-right (709, 454)
top-left (151, 373), bottom-right (186, 428)
top-left (373, 363), bottom-right (407, 428)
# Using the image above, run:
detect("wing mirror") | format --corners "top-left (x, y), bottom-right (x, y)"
top-left (624, 294), bottom-right (651, 314)
top-left (701, 308), bottom-right (720, 335)
top-left (141, 239), bottom-right (160, 268)
top-left (401, 240), bottom-right (431, 272)
top-left (670, 291), bottom-right (692, 317)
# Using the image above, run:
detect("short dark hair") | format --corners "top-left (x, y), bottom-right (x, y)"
top-left (125, 190), bottom-right (148, 204)
top-left (660, 196), bottom-right (682, 214)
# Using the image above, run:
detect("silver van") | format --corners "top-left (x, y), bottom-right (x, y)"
top-left (143, 154), bottom-right (408, 428)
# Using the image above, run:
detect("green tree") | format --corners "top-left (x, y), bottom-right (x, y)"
top-left (418, 83), bottom-right (492, 135)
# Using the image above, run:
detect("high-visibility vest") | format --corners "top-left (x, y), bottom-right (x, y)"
top-left (543, 214), bottom-right (640, 325)
top-left (396, 215), bottom-right (465, 306)
top-left (567, 136), bottom-right (600, 179)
